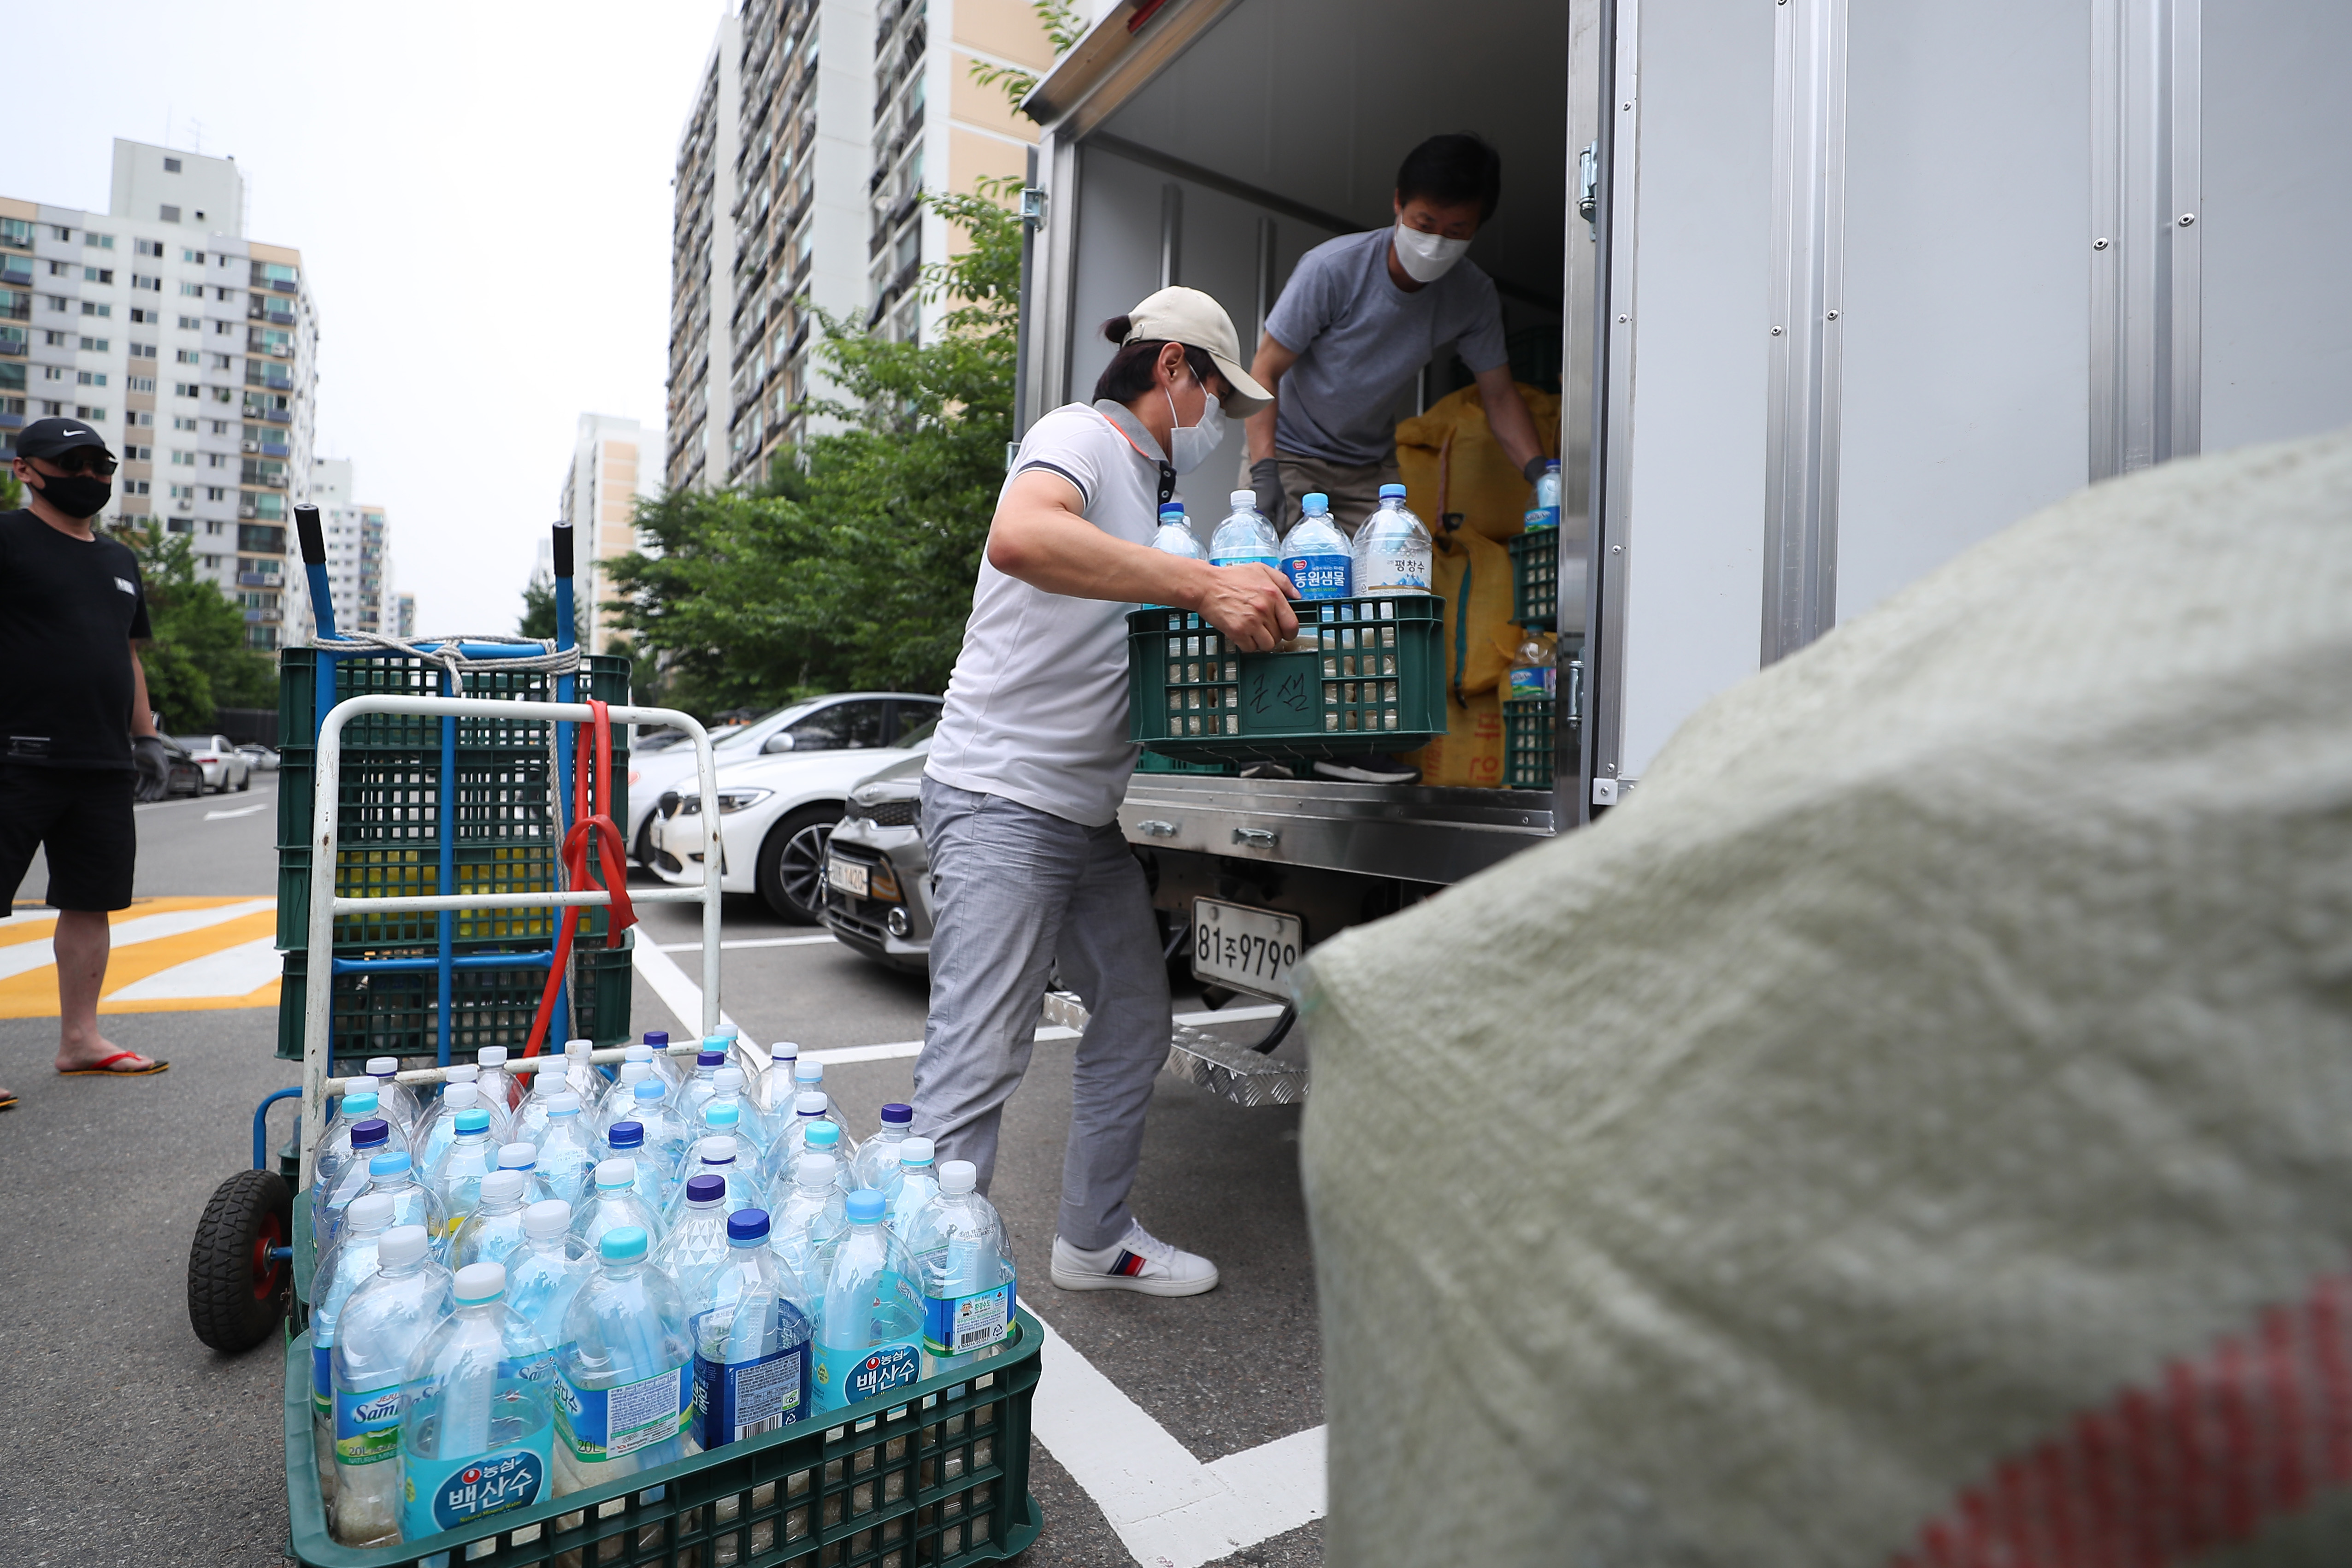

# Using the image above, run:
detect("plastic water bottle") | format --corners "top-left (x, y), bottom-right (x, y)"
top-left (768, 1154), bottom-right (849, 1299)
top-left (505, 1200), bottom-right (589, 1362)
top-left (623, 1078), bottom-right (695, 1181)
top-left (666, 1135), bottom-right (760, 1226)
top-left (330, 1225), bottom-right (453, 1545)
top-left (1506, 631), bottom-right (1557, 704)
top-left (532, 1093), bottom-right (600, 1207)
top-left (688, 1210), bottom-right (816, 1450)
top-left (417, 1080), bottom-right (489, 1175)
top-left (1209, 489), bottom-right (1281, 571)
top-left (887, 1138), bottom-right (940, 1238)
top-left (851, 1103), bottom-right (913, 1191)
top-left (324, 1081), bottom-right (404, 1159)
top-left (758, 1094), bottom-right (842, 1193)
top-left (475, 1046), bottom-right (524, 1133)
top-left (1144, 501), bottom-right (1206, 608)
top-left (759, 1043), bottom-right (802, 1118)
top-left (364, 1057), bottom-right (421, 1136)
top-left (600, 1121), bottom-right (678, 1214)
top-left (720, 1035), bottom-right (769, 1090)
top-left (676, 1045), bottom-right (730, 1130)
top-left (554, 1226), bottom-right (694, 1496)
top-left (593, 1062), bottom-right (652, 1140)
top-left (361, 1151), bottom-right (450, 1261)
top-left (515, 1043), bottom-right (601, 1144)
top-left (310, 1191), bottom-right (396, 1509)
top-left (452, 1169), bottom-right (534, 1272)
top-left (813, 1190), bottom-right (926, 1413)
top-left (397, 1261), bottom-right (555, 1547)
top-left (1353, 483), bottom-right (1433, 596)
top-left (705, 1069), bottom-right (778, 1155)
top-left (1530, 458), bottom-right (1562, 530)
top-left (906, 1161), bottom-right (1018, 1378)
top-left (426, 1108), bottom-right (499, 1236)
top-left (635, 1032), bottom-right (686, 1091)
top-left (313, 1114), bottom-right (396, 1255)
top-left (652, 1173), bottom-right (737, 1301)
top-left (571, 1157), bottom-right (669, 1256)
top-left (790, 1060), bottom-right (851, 1138)
top-left (1281, 493), bottom-right (1354, 599)
top-left (762, 1114), bottom-right (854, 1202)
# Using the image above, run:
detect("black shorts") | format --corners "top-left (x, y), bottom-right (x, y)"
top-left (0, 765), bottom-right (136, 916)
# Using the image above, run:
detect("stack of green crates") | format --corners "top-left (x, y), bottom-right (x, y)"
top-left (273, 648), bottom-right (636, 1065)
top-left (1508, 529), bottom-right (1560, 631)
top-left (1502, 652), bottom-right (1584, 791)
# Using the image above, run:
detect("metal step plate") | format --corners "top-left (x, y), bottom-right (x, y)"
top-left (1041, 990), bottom-right (1309, 1108)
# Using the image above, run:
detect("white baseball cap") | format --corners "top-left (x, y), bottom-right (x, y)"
top-left (1119, 287), bottom-right (1273, 414)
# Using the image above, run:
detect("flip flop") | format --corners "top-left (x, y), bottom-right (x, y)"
top-left (58, 1051), bottom-right (170, 1078)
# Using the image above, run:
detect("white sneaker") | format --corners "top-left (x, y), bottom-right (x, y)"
top-left (1049, 1221), bottom-right (1221, 1297)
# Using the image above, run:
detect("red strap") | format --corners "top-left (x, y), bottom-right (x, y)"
top-left (522, 699), bottom-right (637, 1057)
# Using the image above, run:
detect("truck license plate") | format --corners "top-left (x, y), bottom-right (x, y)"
top-left (828, 857), bottom-right (869, 897)
top-left (1191, 898), bottom-right (1303, 994)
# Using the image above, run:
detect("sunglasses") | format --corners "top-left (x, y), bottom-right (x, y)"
top-left (46, 452), bottom-right (118, 477)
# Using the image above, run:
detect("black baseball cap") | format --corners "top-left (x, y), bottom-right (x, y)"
top-left (16, 417), bottom-right (114, 461)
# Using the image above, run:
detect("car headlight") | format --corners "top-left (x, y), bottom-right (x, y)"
top-left (713, 788), bottom-right (772, 813)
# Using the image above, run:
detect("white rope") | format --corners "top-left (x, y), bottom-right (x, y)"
top-left (311, 631), bottom-right (582, 696)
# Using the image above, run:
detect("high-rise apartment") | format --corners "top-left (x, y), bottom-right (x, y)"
top-left (0, 138), bottom-right (319, 648)
top-left (295, 457), bottom-right (394, 642)
top-left (557, 413), bottom-right (657, 653)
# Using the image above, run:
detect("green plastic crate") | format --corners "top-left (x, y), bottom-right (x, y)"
top-left (280, 1318), bottom-right (1043, 1568)
top-left (274, 930), bottom-right (634, 1065)
top-left (1509, 530), bottom-right (1561, 630)
top-left (274, 846), bottom-right (622, 953)
top-left (277, 648), bottom-right (632, 759)
top-left (1127, 595), bottom-right (1445, 763)
top-left (1503, 697), bottom-right (1555, 790)
top-left (1134, 753), bottom-right (1236, 776)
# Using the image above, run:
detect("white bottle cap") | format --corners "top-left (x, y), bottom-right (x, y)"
top-left (479, 1046), bottom-right (508, 1067)
top-left (714, 1067), bottom-right (745, 1093)
top-left (595, 1157), bottom-right (634, 1190)
top-left (797, 1153), bottom-right (837, 1187)
top-left (618, 1061), bottom-right (651, 1086)
top-left (443, 1082), bottom-right (480, 1110)
top-left (366, 1056), bottom-right (400, 1078)
top-left (794, 1060), bottom-right (823, 1085)
top-left (347, 1191), bottom-right (397, 1231)
top-left (700, 1136), bottom-right (737, 1164)
top-left (794, 1091), bottom-right (827, 1116)
top-left (498, 1142), bottom-right (537, 1169)
top-left (565, 1038), bottom-right (593, 1059)
top-left (454, 1262), bottom-right (506, 1304)
top-left (714, 1023), bottom-right (740, 1041)
top-left (899, 1137), bottom-right (935, 1167)
top-left (481, 1169), bottom-right (526, 1204)
top-left (624, 1044), bottom-right (653, 1063)
top-left (1230, 489), bottom-right (1256, 508)
top-left (447, 1064), bottom-right (480, 1083)
top-left (345, 1074), bottom-right (379, 1096)
top-left (379, 1225), bottom-right (430, 1267)
top-left (770, 1041), bottom-right (800, 1062)
top-left (938, 1161), bottom-right (977, 1196)
top-left (547, 1092), bottom-right (581, 1117)
top-left (524, 1199), bottom-right (572, 1239)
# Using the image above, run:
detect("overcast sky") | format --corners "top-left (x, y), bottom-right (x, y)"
top-left (0, 0), bottom-right (727, 635)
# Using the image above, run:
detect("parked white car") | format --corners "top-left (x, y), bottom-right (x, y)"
top-left (174, 734), bottom-right (252, 794)
top-left (625, 693), bottom-right (939, 868)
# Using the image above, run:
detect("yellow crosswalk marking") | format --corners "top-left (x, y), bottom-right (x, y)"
top-left (0, 896), bottom-right (284, 1019)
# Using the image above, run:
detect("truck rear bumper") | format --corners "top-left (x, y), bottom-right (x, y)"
top-left (1119, 775), bottom-right (1555, 885)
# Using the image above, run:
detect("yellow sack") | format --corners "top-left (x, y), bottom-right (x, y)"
top-left (1396, 382), bottom-right (1562, 543)
top-left (1404, 688), bottom-right (1504, 789)
top-left (1430, 526), bottom-right (1521, 700)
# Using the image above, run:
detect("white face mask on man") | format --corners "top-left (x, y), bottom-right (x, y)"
top-left (1391, 219), bottom-right (1472, 283)
top-left (1164, 368), bottom-right (1226, 474)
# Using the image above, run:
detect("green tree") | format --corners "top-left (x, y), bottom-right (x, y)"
top-left (606, 177), bottom-right (1024, 707)
top-left (0, 472), bottom-right (21, 510)
top-left (111, 522), bottom-right (278, 731)
top-left (967, 0), bottom-right (1087, 106)
top-left (518, 572), bottom-right (590, 647)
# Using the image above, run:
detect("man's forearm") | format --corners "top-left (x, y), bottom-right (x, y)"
top-left (127, 641), bottom-right (157, 738)
top-left (1479, 371), bottom-right (1546, 475)
top-left (1245, 404), bottom-right (1278, 464)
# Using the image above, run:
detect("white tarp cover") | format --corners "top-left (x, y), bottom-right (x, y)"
top-left (1297, 430), bottom-right (2352, 1567)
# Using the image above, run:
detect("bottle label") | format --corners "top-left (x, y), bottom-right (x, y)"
top-left (333, 1383), bottom-right (404, 1467)
top-left (813, 1339), bottom-right (922, 1411)
top-left (1359, 548), bottom-right (1431, 595)
top-left (555, 1365), bottom-right (689, 1463)
top-left (1282, 553), bottom-right (1352, 600)
top-left (312, 1344), bottom-right (332, 1419)
top-left (1507, 666), bottom-right (1556, 702)
top-left (690, 1344), bottom-right (808, 1448)
top-left (1212, 550), bottom-right (1279, 571)
top-left (922, 1282), bottom-right (1014, 1357)
top-left (1525, 506), bottom-right (1559, 532)
top-left (400, 1443), bottom-right (548, 1538)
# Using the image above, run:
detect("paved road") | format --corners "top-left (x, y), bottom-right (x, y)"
top-left (0, 774), bottom-right (1322, 1567)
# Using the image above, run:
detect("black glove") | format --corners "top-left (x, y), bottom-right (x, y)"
top-left (133, 734), bottom-right (168, 785)
top-left (1250, 457), bottom-right (1285, 524)
top-left (1522, 454), bottom-right (1550, 485)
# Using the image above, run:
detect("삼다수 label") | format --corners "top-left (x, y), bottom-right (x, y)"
top-left (556, 1365), bottom-right (688, 1463)
top-left (334, 1383), bottom-right (404, 1467)
top-left (1282, 553), bottom-right (1351, 600)
top-left (401, 1443), bottom-right (548, 1539)
top-left (922, 1282), bottom-right (1014, 1357)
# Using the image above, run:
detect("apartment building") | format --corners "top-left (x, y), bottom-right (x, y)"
top-left (557, 413), bottom-right (657, 654)
top-left (0, 138), bottom-right (319, 649)
top-left (392, 593), bottom-right (416, 639)
top-left (293, 457), bottom-right (395, 642)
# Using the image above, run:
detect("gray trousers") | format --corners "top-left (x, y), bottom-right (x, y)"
top-left (912, 778), bottom-right (1171, 1250)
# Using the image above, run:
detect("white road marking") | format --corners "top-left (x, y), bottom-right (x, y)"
top-left (203, 801), bottom-right (272, 819)
top-left (628, 931), bottom-right (736, 1039)
top-left (654, 935), bottom-right (837, 952)
top-left (787, 1010), bottom-right (1280, 1068)
top-left (0, 897), bottom-right (276, 983)
top-left (1028, 1308), bottom-right (1326, 1566)
top-left (106, 935), bottom-right (282, 1000)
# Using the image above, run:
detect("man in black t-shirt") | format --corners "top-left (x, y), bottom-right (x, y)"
top-left (0, 417), bottom-right (172, 1107)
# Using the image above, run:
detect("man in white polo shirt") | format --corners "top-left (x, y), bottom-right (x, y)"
top-left (918, 287), bottom-right (1292, 1296)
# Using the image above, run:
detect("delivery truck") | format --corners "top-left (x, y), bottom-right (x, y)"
top-left (1013, 0), bottom-right (2352, 1099)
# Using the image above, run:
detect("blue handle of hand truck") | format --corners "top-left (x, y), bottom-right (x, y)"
top-left (253, 1086), bottom-right (303, 1173)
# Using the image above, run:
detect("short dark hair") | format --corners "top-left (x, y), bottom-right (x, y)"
top-left (1395, 133), bottom-right (1503, 224)
top-left (1093, 317), bottom-right (1218, 405)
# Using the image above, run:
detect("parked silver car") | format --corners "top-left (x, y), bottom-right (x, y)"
top-left (819, 748), bottom-right (932, 973)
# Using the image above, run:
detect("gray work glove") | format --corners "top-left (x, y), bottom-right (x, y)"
top-left (1522, 454), bottom-right (1550, 484)
top-left (133, 733), bottom-right (168, 787)
top-left (1250, 457), bottom-right (1285, 523)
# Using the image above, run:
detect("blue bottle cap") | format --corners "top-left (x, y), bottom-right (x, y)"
top-left (686, 1173), bottom-right (726, 1205)
top-left (643, 1032), bottom-right (669, 1048)
top-left (879, 1102), bottom-right (913, 1126)
top-left (352, 1118), bottom-right (389, 1149)
top-left (455, 1108), bottom-right (490, 1135)
top-left (806, 1121), bottom-right (840, 1148)
top-left (727, 1208), bottom-right (772, 1244)
top-left (846, 1189), bottom-right (886, 1224)
top-left (698, 1049), bottom-right (726, 1067)
top-left (369, 1150), bottom-right (411, 1177)
top-left (608, 1120), bottom-right (644, 1149)
top-left (1378, 483), bottom-right (1407, 499)
top-left (1159, 502), bottom-right (1185, 519)
top-left (343, 1091), bottom-right (379, 1117)
top-left (705, 1103), bottom-right (740, 1126)
top-left (1544, 458), bottom-right (1562, 471)
top-left (1303, 493), bottom-right (1329, 514)
top-left (635, 1080), bottom-right (664, 1102)
top-left (600, 1226), bottom-right (649, 1262)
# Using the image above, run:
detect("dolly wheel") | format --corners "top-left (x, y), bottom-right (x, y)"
top-left (188, 1168), bottom-right (292, 1353)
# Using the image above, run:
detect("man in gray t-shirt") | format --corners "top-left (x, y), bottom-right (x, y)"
top-left (1245, 134), bottom-right (1547, 536)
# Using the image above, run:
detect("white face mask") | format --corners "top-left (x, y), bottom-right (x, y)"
top-left (1164, 369), bottom-right (1226, 474)
top-left (1392, 219), bottom-right (1472, 283)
